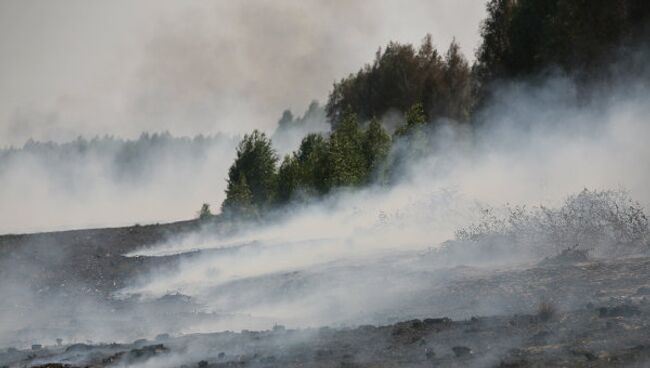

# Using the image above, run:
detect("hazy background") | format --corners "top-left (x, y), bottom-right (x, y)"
top-left (0, 0), bottom-right (486, 234)
top-left (0, 0), bottom-right (485, 146)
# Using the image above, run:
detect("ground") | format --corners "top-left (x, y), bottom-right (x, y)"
top-left (1, 222), bottom-right (650, 367)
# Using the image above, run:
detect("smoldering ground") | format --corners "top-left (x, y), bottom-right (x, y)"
top-left (1, 71), bottom-right (650, 367)
top-left (1, 4), bottom-right (650, 366)
top-left (117, 72), bottom-right (650, 337)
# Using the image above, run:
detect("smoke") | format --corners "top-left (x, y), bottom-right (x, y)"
top-left (0, 0), bottom-right (485, 146)
top-left (113, 71), bottom-right (650, 339)
top-left (1, 53), bottom-right (649, 368)
top-left (2, 3), bottom-right (650, 366)
top-left (0, 134), bottom-right (239, 233)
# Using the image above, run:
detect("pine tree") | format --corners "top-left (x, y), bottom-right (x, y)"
top-left (296, 133), bottom-right (330, 194)
top-left (362, 118), bottom-right (391, 178)
top-left (276, 155), bottom-right (301, 205)
top-left (443, 40), bottom-right (473, 122)
top-left (221, 175), bottom-right (256, 219)
top-left (197, 203), bottom-right (213, 220)
top-left (223, 130), bottom-right (278, 212)
top-left (328, 110), bottom-right (367, 187)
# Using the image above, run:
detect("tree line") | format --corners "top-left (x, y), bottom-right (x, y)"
top-left (217, 0), bottom-right (649, 220)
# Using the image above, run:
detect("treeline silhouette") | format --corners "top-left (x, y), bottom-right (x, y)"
top-left (219, 0), bottom-right (650, 219)
top-left (0, 133), bottom-right (236, 186)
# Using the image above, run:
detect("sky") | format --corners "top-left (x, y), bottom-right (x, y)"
top-left (0, 0), bottom-right (486, 146)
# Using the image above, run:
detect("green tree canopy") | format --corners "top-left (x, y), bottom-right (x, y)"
top-left (221, 175), bottom-right (256, 219)
top-left (223, 130), bottom-right (278, 213)
top-left (362, 118), bottom-right (391, 177)
top-left (328, 110), bottom-right (367, 187)
top-left (295, 133), bottom-right (330, 194)
top-left (275, 155), bottom-right (302, 205)
top-left (326, 35), bottom-right (473, 126)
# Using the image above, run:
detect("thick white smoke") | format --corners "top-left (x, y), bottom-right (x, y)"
top-left (117, 74), bottom-right (650, 334)
top-left (0, 134), bottom-right (238, 233)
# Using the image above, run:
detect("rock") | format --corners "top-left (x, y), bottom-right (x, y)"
top-left (31, 344), bottom-right (42, 351)
top-left (197, 360), bottom-right (208, 368)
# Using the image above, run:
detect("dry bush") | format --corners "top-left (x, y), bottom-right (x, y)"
top-left (455, 189), bottom-right (650, 258)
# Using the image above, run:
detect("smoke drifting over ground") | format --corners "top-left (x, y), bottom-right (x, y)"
top-left (116, 73), bottom-right (650, 335)
top-left (2, 3), bottom-right (650, 367)
top-left (1, 59), bottom-right (650, 368)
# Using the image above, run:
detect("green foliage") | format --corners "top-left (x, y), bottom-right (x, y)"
top-left (197, 203), bottom-right (213, 220)
top-left (327, 110), bottom-right (367, 187)
top-left (295, 133), bottom-right (330, 194)
top-left (475, 0), bottom-right (650, 88)
top-left (217, 3), bottom-right (650, 219)
top-left (221, 175), bottom-right (257, 219)
top-left (395, 103), bottom-right (427, 137)
top-left (275, 155), bottom-right (302, 205)
top-left (362, 118), bottom-right (391, 176)
top-left (326, 35), bottom-right (473, 125)
top-left (223, 130), bottom-right (278, 214)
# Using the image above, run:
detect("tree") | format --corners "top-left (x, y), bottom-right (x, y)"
top-left (474, 0), bottom-right (650, 92)
top-left (197, 203), bottom-right (213, 220)
top-left (442, 40), bottom-right (473, 122)
top-left (221, 175), bottom-right (256, 219)
top-left (295, 133), bottom-right (330, 194)
top-left (327, 110), bottom-right (367, 187)
top-left (276, 109), bottom-right (295, 131)
top-left (394, 103), bottom-right (427, 137)
top-left (362, 118), bottom-right (391, 177)
top-left (223, 130), bottom-right (278, 212)
top-left (275, 155), bottom-right (301, 205)
top-left (325, 34), bottom-right (477, 127)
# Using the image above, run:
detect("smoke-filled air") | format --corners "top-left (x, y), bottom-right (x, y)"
top-left (1, 1), bottom-right (650, 367)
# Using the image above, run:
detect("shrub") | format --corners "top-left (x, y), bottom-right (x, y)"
top-left (455, 189), bottom-right (650, 257)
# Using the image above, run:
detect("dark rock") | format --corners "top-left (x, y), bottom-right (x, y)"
top-left (198, 360), bottom-right (208, 368)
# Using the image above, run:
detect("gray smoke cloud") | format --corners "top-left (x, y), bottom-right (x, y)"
top-left (0, 0), bottom-right (485, 146)
top-left (116, 73), bottom-right (650, 336)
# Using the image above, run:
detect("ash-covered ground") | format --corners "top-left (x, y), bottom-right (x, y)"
top-left (2, 217), bottom-right (650, 368)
